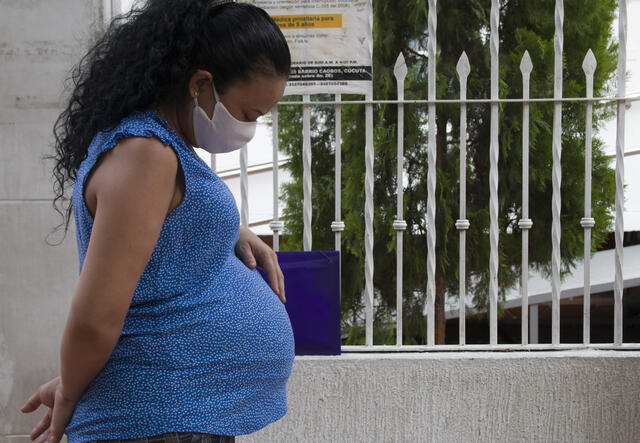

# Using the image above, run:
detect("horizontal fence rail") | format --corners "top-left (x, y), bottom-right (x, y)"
top-left (272, 96), bottom-right (640, 105)
top-left (214, 0), bottom-right (636, 352)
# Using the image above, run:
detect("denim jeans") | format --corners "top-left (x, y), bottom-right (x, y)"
top-left (88, 432), bottom-right (235, 443)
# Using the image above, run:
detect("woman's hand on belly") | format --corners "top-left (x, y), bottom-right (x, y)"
top-left (235, 226), bottom-right (285, 303)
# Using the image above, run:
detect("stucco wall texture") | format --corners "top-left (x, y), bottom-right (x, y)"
top-left (241, 351), bottom-right (640, 443)
top-left (0, 0), bottom-right (103, 437)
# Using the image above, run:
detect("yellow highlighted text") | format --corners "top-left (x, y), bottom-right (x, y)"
top-left (272, 14), bottom-right (343, 29)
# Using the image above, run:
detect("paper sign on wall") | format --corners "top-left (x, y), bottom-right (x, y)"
top-left (244, 0), bottom-right (373, 96)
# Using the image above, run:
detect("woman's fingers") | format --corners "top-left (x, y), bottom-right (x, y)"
top-left (273, 253), bottom-right (285, 303)
top-left (47, 390), bottom-right (77, 443)
top-left (265, 259), bottom-right (279, 296)
top-left (34, 430), bottom-right (50, 443)
top-left (236, 228), bottom-right (286, 303)
top-left (278, 267), bottom-right (286, 303)
top-left (20, 389), bottom-right (43, 413)
top-left (22, 377), bottom-right (60, 414)
top-left (263, 251), bottom-right (285, 303)
top-left (30, 408), bottom-right (51, 441)
top-left (236, 242), bottom-right (256, 269)
top-left (46, 421), bottom-right (64, 443)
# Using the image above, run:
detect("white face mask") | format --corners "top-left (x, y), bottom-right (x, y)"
top-left (192, 81), bottom-right (257, 154)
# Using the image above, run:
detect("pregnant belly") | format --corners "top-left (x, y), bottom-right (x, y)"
top-left (169, 255), bottom-right (294, 376)
top-left (68, 256), bottom-right (294, 435)
top-left (202, 256), bottom-right (294, 368)
top-left (107, 255), bottom-right (294, 385)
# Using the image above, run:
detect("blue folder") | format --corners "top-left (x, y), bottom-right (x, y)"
top-left (259, 251), bottom-right (341, 355)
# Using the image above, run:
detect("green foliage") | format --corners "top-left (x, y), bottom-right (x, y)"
top-left (278, 0), bottom-right (617, 345)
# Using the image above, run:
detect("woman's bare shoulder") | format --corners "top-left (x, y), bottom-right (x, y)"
top-left (101, 136), bottom-right (178, 173)
top-left (85, 136), bottom-right (179, 217)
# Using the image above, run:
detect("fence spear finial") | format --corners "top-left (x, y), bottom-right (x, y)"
top-left (582, 49), bottom-right (597, 99)
top-left (520, 50), bottom-right (533, 76)
top-left (394, 52), bottom-right (408, 82)
top-left (456, 51), bottom-right (470, 80)
top-left (582, 48), bottom-right (597, 76)
top-left (456, 52), bottom-right (470, 99)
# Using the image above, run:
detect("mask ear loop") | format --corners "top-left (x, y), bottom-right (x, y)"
top-left (193, 90), bottom-right (200, 109)
top-left (212, 80), bottom-right (221, 104)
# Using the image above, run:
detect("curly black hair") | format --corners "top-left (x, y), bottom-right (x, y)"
top-left (48, 0), bottom-right (290, 241)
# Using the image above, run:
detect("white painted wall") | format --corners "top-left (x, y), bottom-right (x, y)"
top-left (223, 167), bottom-right (293, 233)
top-left (0, 0), bottom-right (104, 436)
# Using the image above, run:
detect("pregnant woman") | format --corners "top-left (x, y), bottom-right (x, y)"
top-left (19, 1), bottom-right (294, 442)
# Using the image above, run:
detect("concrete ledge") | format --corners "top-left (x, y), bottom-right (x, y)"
top-left (4, 351), bottom-right (638, 441)
top-left (239, 351), bottom-right (640, 443)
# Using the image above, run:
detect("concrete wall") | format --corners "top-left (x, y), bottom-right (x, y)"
top-left (241, 351), bottom-right (640, 443)
top-left (0, 0), bottom-right (103, 437)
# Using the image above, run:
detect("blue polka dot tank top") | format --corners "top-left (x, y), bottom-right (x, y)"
top-left (65, 110), bottom-right (295, 442)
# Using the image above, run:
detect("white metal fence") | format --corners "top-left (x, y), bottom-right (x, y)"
top-left (222, 0), bottom-right (640, 351)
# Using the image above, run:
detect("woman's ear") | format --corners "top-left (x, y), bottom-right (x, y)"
top-left (188, 70), bottom-right (213, 99)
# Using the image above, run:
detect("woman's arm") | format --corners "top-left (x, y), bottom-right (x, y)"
top-left (21, 136), bottom-right (178, 442)
top-left (60, 136), bottom-right (178, 402)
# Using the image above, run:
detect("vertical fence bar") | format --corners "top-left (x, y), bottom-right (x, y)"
top-left (551, 0), bottom-right (564, 346)
top-left (303, 94), bottom-right (312, 251)
top-left (394, 53), bottom-right (408, 347)
top-left (489, 0), bottom-right (500, 345)
top-left (456, 52), bottom-right (471, 346)
top-left (426, 0), bottom-right (437, 346)
top-left (519, 51), bottom-right (533, 345)
top-left (331, 94), bottom-right (345, 250)
top-left (269, 106), bottom-right (283, 250)
top-left (240, 145), bottom-right (249, 228)
top-left (530, 304), bottom-right (539, 344)
top-left (614, 0), bottom-right (627, 345)
top-left (581, 49), bottom-right (597, 345)
top-left (364, 90), bottom-right (375, 346)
